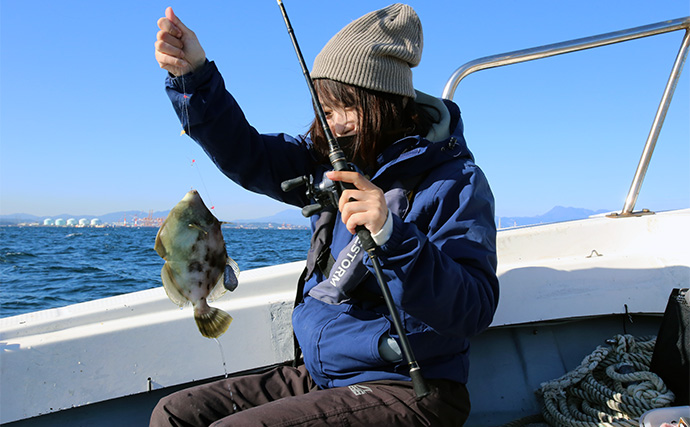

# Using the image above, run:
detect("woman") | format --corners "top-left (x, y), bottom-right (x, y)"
top-left (152, 4), bottom-right (498, 426)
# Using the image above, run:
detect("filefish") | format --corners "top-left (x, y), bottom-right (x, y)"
top-left (154, 190), bottom-right (240, 339)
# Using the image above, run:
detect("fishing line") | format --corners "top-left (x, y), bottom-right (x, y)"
top-left (179, 75), bottom-right (217, 212)
top-left (213, 337), bottom-right (229, 378)
top-left (179, 74), bottom-right (190, 138)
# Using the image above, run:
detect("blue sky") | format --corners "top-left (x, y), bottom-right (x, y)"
top-left (1, 1), bottom-right (688, 220)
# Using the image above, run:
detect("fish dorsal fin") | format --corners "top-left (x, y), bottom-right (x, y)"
top-left (188, 223), bottom-right (208, 235)
top-left (161, 263), bottom-right (189, 307)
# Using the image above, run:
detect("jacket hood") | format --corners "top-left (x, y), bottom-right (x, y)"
top-left (417, 90), bottom-right (451, 142)
top-left (372, 90), bottom-right (473, 185)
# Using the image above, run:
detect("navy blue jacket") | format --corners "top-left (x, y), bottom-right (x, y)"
top-left (166, 61), bottom-right (499, 389)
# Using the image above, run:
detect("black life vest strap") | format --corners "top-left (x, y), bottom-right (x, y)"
top-left (292, 266), bottom-right (308, 366)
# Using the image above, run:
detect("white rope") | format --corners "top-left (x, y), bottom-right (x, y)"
top-left (537, 334), bottom-right (675, 427)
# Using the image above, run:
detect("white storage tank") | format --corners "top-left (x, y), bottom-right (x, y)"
top-left (90, 218), bottom-right (101, 226)
top-left (79, 218), bottom-right (89, 226)
top-left (54, 218), bottom-right (66, 226)
top-left (43, 218), bottom-right (54, 226)
top-left (66, 218), bottom-right (78, 226)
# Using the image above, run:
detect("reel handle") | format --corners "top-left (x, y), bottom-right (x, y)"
top-left (281, 175), bottom-right (309, 193)
top-left (302, 203), bottom-right (324, 217)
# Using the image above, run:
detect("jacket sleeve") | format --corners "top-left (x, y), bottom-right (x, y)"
top-left (164, 61), bottom-right (314, 207)
top-left (371, 162), bottom-right (499, 338)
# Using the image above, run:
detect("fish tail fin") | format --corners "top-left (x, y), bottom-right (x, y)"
top-left (194, 305), bottom-right (233, 339)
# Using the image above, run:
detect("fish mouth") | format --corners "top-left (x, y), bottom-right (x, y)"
top-left (183, 189), bottom-right (201, 201)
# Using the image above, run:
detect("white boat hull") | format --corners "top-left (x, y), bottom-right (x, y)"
top-left (1, 209), bottom-right (688, 425)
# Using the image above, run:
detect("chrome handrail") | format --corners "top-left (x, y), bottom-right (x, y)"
top-left (442, 17), bottom-right (690, 216)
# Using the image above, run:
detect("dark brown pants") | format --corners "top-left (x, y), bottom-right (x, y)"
top-left (150, 365), bottom-right (470, 426)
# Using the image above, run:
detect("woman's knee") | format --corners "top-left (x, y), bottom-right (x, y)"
top-left (149, 394), bottom-right (173, 426)
top-left (149, 390), bottom-right (196, 427)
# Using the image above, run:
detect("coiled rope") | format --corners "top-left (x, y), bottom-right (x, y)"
top-left (535, 334), bottom-right (675, 426)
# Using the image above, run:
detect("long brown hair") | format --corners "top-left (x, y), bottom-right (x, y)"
top-left (308, 79), bottom-right (434, 172)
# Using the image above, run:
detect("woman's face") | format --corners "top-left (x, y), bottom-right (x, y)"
top-left (324, 106), bottom-right (359, 138)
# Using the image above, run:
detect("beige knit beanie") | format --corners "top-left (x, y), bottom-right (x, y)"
top-left (311, 3), bottom-right (423, 98)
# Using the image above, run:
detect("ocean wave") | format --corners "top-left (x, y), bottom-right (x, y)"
top-left (1, 251), bottom-right (37, 259)
top-left (0, 227), bottom-right (310, 318)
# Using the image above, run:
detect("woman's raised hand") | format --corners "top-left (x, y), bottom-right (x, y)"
top-left (155, 7), bottom-right (206, 76)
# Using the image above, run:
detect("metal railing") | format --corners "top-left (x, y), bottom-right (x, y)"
top-left (442, 17), bottom-right (690, 216)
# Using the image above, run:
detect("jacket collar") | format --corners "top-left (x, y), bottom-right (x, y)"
top-left (371, 92), bottom-right (473, 185)
top-left (416, 90), bottom-right (451, 143)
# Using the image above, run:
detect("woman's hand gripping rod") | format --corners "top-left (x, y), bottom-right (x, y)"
top-left (277, 0), bottom-right (429, 398)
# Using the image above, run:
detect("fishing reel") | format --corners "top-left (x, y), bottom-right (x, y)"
top-left (281, 172), bottom-right (339, 217)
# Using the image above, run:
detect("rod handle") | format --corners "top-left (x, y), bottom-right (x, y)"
top-left (410, 366), bottom-right (431, 398)
top-left (337, 178), bottom-right (377, 251)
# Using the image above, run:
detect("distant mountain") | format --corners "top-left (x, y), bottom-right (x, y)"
top-left (0, 213), bottom-right (43, 225)
top-left (496, 206), bottom-right (612, 228)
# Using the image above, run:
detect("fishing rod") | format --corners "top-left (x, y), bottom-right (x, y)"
top-left (276, 0), bottom-right (430, 398)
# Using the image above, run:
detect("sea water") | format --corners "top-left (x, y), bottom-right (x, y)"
top-left (0, 226), bottom-right (310, 318)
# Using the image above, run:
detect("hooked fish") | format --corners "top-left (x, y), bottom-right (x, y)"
top-left (154, 190), bottom-right (239, 338)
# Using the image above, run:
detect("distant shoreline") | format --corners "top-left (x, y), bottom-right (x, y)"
top-left (0, 208), bottom-right (312, 229)
top-left (0, 223), bottom-right (310, 230)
